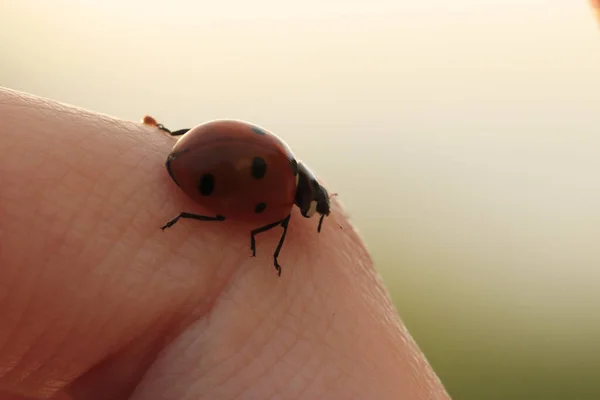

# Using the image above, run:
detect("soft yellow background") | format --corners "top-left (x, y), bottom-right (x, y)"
top-left (2, 1), bottom-right (600, 399)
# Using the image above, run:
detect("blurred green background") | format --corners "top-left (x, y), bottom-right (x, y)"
top-left (3, 1), bottom-right (600, 398)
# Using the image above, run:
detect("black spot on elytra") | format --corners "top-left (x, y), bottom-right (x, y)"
top-left (251, 157), bottom-right (267, 179)
top-left (290, 158), bottom-right (298, 176)
top-left (199, 174), bottom-right (215, 196)
top-left (255, 202), bottom-right (266, 213)
top-left (251, 126), bottom-right (266, 135)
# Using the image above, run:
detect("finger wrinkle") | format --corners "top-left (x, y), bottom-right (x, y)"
top-left (149, 274), bottom-right (281, 398)
top-left (0, 298), bottom-right (73, 390)
top-left (285, 295), bottom-right (352, 398)
top-left (17, 263), bottom-right (102, 343)
top-left (0, 96), bottom-right (185, 390)
top-left (278, 344), bottom-right (324, 399)
top-left (329, 229), bottom-right (434, 397)
top-left (136, 220), bottom-right (353, 399)
top-left (5, 307), bottom-right (83, 390)
top-left (193, 267), bottom-right (315, 398)
top-left (258, 337), bottom-right (316, 400)
top-left (274, 293), bottom-right (334, 397)
top-left (0, 270), bottom-right (40, 375)
top-left (196, 303), bottom-right (269, 391)
top-left (222, 307), bottom-right (299, 399)
top-left (0, 246), bottom-right (71, 365)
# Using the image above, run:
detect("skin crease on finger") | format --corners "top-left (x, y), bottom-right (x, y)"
top-left (0, 87), bottom-right (450, 400)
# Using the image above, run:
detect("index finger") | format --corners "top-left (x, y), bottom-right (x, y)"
top-left (0, 87), bottom-right (449, 399)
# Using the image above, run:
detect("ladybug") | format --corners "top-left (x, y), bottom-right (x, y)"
top-left (143, 116), bottom-right (332, 276)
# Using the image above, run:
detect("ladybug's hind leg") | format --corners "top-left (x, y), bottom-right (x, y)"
top-left (272, 214), bottom-right (291, 277)
top-left (250, 214), bottom-right (292, 277)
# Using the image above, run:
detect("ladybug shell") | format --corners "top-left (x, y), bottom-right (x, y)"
top-left (166, 120), bottom-right (299, 224)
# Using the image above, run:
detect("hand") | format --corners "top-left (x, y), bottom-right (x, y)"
top-left (0, 87), bottom-right (450, 400)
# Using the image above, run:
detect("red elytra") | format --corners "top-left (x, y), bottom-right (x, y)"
top-left (143, 116), bottom-right (332, 276)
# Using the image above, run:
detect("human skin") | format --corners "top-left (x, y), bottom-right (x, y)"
top-left (591, 0), bottom-right (600, 23)
top-left (0, 87), bottom-right (450, 400)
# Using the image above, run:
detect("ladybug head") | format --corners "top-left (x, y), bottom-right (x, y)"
top-left (295, 161), bottom-right (331, 233)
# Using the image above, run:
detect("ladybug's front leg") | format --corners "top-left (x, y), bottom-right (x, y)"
top-left (250, 214), bottom-right (292, 276)
top-left (161, 212), bottom-right (225, 230)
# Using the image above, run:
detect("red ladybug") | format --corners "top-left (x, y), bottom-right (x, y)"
top-left (144, 116), bottom-right (332, 276)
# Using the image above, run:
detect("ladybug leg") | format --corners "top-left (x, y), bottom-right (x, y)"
top-left (250, 219), bottom-right (283, 257)
top-left (272, 214), bottom-right (292, 277)
top-left (167, 128), bottom-right (191, 137)
top-left (154, 124), bottom-right (191, 137)
top-left (317, 214), bottom-right (326, 233)
top-left (250, 214), bottom-right (292, 277)
top-left (161, 212), bottom-right (225, 230)
top-left (142, 116), bottom-right (189, 136)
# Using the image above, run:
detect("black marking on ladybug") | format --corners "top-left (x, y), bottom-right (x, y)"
top-left (255, 202), bottom-right (267, 214)
top-left (251, 157), bottom-right (267, 179)
top-left (251, 126), bottom-right (266, 135)
top-left (199, 174), bottom-right (215, 196)
top-left (290, 159), bottom-right (298, 176)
